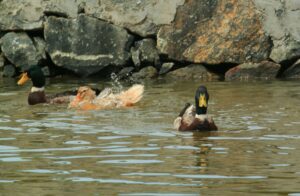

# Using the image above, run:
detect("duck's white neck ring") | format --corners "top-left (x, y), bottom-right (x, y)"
top-left (31, 86), bottom-right (45, 92)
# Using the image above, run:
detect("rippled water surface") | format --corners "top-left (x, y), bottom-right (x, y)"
top-left (0, 77), bottom-right (300, 195)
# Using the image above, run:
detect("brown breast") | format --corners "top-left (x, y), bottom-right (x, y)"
top-left (28, 91), bottom-right (47, 105)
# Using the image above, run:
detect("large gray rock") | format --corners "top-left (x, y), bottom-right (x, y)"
top-left (225, 61), bottom-right (281, 81)
top-left (44, 15), bottom-right (134, 76)
top-left (43, 0), bottom-right (79, 18)
top-left (254, 0), bottom-right (300, 63)
top-left (0, 0), bottom-right (44, 31)
top-left (84, 0), bottom-right (185, 37)
top-left (282, 59), bottom-right (300, 79)
top-left (0, 0), bottom-right (80, 31)
top-left (1, 32), bottom-right (41, 69)
top-left (131, 39), bottom-right (160, 68)
top-left (167, 64), bottom-right (220, 81)
top-left (157, 0), bottom-right (272, 64)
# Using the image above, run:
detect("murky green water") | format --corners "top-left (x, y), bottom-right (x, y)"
top-left (0, 77), bottom-right (300, 195)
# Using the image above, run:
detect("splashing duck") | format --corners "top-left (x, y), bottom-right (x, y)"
top-left (174, 85), bottom-right (218, 131)
top-left (17, 65), bottom-right (100, 105)
top-left (69, 84), bottom-right (144, 110)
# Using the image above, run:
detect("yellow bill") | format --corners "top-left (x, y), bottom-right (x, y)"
top-left (199, 94), bottom-right (207, 107)
top-left (17, 72), bottom-right (29, 85)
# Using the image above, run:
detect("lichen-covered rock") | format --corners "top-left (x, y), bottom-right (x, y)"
top-left (157, 0), bottom-right (271, 64)
top-left (254, 0), bottom-right (300, 63)
top-left (44, 15), bottom-right (134, 76)
top-left (282, 59), bottom-right (300, 79)
top-left (0, 0), bottom-right (44, 31)
top-left (132, 66), bottom-right (158, 79)
top-left (84, 0), bottom-right (185, 37)
top-left (1, 32), bottom-right (41, 69)
top-left (131, 39), bottom-right (160, 68)
top-left (167, 64), bottom-right (220, 81)
top-left (225, 61), bottom-right (281, 81)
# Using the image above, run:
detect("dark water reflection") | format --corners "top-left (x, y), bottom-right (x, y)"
top-left (0, 77), bottom-right (300, 195)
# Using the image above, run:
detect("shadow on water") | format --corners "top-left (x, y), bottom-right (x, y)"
top-left (0, 78), bottom-right (300, 195)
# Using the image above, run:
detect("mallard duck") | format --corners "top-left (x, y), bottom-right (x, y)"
top-left (174, 85), bottom-right (218, 131)
top-left (69, 84), bottom-right (144, 110)
top-left (17, 65), bottom-right (100, 105)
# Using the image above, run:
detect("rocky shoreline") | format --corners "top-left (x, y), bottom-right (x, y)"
top-left (0, 0), bottom-right (299, 81)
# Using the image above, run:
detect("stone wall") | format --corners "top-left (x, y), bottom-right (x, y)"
top-left (0, 0), bottom-right (299, 80)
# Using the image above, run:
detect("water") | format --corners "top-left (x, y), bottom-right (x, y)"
top-left (0, 77), bottom-right (300, 195)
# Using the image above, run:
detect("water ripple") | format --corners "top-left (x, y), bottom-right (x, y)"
top-left (98, 159), bottom-right (163, 164)
top-left (67, 177), bottom-right (200, 186)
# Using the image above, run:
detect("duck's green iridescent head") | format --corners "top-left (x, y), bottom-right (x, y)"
top-left (195, 85), bottom-right (209, 115)
top-left (17, 66), bottom-right (45, 88)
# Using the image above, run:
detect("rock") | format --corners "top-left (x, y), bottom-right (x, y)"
top-left (131, 39), bottom-right (160, 68)
top-left (32, 37), bottom-right (47, 60)
top-left (0, 0), bottom-right (44, 31)
top-left (0, 53), bottom-right (5, 68)
top-left (117, 67), bottom-right (135, 80)
top-left (132, 66), bottom-right (158, 79)
top-left (44, 15), bottom-right (134, 76)
top-left (167, 64), bottom-right (220, 81)
top-left (2, 64), bottom-right (16, 77)
top-left (157, 0), bottom-right (271, 64)
top-left (43, 0), bottom-right (79, 18)
top-left (225, 61), bottom-right (281, 81)
top-left (1, 32), bottom-right (41, 70)
top-left (282, 59), bottom-right (300, 79)
top-left (159, 62), bottom-right (174, 75)
top-left (84, 0), bottom-right (185, 37)
top-left (253, 0), bottom-right (300, 63)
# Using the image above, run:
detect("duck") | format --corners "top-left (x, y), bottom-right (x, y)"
top-left (68, 84), bottom-right (144, 110)
top-left (17, 65), bottom-right (100, 105)
top-left (174, 85), bottom-right (218, 131)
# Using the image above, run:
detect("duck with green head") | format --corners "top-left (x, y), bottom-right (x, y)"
top-left (174, 85), bottom-right (218, 131)
top-left (17, 65), bottom-right (100, 105)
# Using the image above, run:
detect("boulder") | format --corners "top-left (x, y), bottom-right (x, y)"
top-left (44, 15), bottom-right (134, 76)
top-left (159, 62), bottom-right (175, 75)
top-left (2, 64), bottom-right (16, 77)
top-left (0, 0), bottom-right (44, 31)
top-left (131, 39), bottom-right (160, 68)
top-left (167, 64), bottom-right (220, 81)
top-left (43, 0), bottom-right (79, 18)
top-left (282, 59), bottom-right (300, 79)
top-left (1, 32), bottom-right (41, 70)
top-left (84, 0), bottom-right (185, 37)
top-left (253, 0), bottom-right (300, 63)
top-left (32, 37), bottom-right (47, 60)
top-left (132, 66), bottom-right (158, 79)
top-left (0, 53), bottom-right (5, 68)
top-left (157, 0), bottom-right (271, 64)
top-left (0, 0), bottom-right (80, 31)
top-left (225, 61), bottom-right (281, 81)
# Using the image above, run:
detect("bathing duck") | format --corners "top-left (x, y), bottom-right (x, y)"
top-left (69, 84), bottom-right (144, 110)
top-left (17, 65), bottom-right (100, 105)
top-left (174, 85), bottom-right (218, 131)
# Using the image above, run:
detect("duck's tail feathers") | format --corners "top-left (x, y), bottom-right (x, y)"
top-left (118, 84), bottom-right (144, 106)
